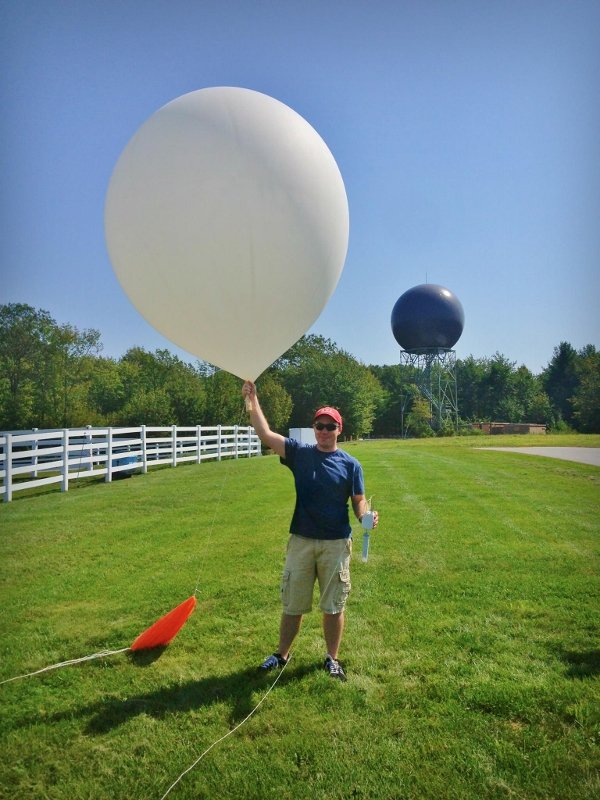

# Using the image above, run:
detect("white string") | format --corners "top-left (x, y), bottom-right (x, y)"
top-left (0, 647), bottom-right (130, 686)
top-left (160, 536), bottom-right (351, 797)
top-left (159, 655), bottom-right (291, 800)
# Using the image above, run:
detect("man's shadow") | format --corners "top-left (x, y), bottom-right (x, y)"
top-left (44, 660), bottom-right (315, 735)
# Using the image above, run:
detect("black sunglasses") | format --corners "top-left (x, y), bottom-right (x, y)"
top-left (314, 422), bottom-right (339, 431)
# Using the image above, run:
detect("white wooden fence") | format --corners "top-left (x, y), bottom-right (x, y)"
top-left (0, 424), bottom-right (261, 503)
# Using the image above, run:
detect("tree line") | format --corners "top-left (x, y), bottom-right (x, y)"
top-left (1, 303), bottom-right (598, 436)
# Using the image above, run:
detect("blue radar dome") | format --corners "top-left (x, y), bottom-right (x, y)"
top-left (391, 284), bottom-right (465, 351)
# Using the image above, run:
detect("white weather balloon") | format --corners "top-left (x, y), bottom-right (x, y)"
top-left (105, 87), bottom-right (349, 381)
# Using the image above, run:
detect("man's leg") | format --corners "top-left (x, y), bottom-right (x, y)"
top-left (318, 538), bottom-right (351, 662)
top-left (278, 612), bottom-right (303, 660)
top-left (323, 610), bottom-right (344, 660)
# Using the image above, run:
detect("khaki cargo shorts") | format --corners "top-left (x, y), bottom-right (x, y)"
top-left (280, 534), bottom-right (352, 615)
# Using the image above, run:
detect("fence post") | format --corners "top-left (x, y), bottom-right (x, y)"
top-left (141, 424), bottom-right (148, 474)
top-left (196, 425), bottom-right (202, 464)
top-left (172, 425), bottom-right (178, 467)
top-left (106, 427), bottom-right (113, 482)
top-left (62, 429), bottom-right (69, 493)
top-left (217, 425), bottom-right (222, 461)
top-left (86, 425), bottom-right (93, 473)
top-left (31, 428), bottom-right (39, 477)
top-left (4, 433), bottom-right (13, 502)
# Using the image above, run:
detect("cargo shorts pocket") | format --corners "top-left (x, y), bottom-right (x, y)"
top-left (280, 569), bottom-right (291, 607)
top-left (332, 567), bottom-right (351, 612)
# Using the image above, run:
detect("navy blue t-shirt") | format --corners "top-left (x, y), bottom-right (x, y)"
top-left (280, 438), bottom-right (365, 540)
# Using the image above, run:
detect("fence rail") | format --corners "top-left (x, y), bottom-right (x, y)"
top-left (0, 424), bottom-right (261, 502)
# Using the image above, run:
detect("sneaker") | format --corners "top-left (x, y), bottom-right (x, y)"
top-left (324, 655), bottom-right (347, 681)
top-left (259, 653), bottom-right (287, 671)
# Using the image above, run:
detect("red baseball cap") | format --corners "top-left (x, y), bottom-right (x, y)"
top-left (313, 406), bottom-right (343, 431)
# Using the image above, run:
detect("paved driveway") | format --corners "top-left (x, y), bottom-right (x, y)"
top-left (477, 447), bottom-right (600, 467)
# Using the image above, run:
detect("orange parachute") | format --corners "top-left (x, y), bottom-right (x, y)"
top-left (130, 596), bottom-right (197, 651)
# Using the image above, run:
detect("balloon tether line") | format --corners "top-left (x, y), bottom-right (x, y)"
top-left (159, 537), bottom-right (350, 797)
top-left (0, 648), bottom-right (130, 686)
top-left (159, 655), bottom-right (290, 800)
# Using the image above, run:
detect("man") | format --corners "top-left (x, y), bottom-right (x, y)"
top-left (242, 381), bottom-right (378, 681)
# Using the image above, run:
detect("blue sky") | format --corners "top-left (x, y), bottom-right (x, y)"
top-left (2, 0), bottom-right (598, 375)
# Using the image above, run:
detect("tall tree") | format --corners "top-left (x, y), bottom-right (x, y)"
top-left (404, 390), bottom-right (434, 438)
top-left (456, 356), bottom-right (487, 420)
top-left (479, 353), bottom-right (519, 420)
top-left (88, 357), bottom-right (129, 420)
top-left (255, 374), bottom-right (292, 433)
top-left (119, 347), bottom-right (206, 424)
top-left (542, 342), bottom-right (579, 425)
top-left (572, 346), bottom-right (600, 433)
top-left (116, 388), bottom-right (176, 426)
top-left (203, 370), bottom-right (243, 425)
top-left (368, 365), bottom-right (405, 437)
top-left (274, 335), bottom-right (383, 438)
top-left (36, 323), bottom-right (101, 427)
top-left (0, 304), bottom-right (55, 429)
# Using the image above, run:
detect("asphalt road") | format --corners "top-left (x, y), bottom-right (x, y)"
top-left (477, 447), bottom-right (600, 467)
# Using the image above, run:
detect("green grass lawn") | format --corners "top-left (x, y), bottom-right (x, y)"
top-left (1, 436), bottom-right (599, 800)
